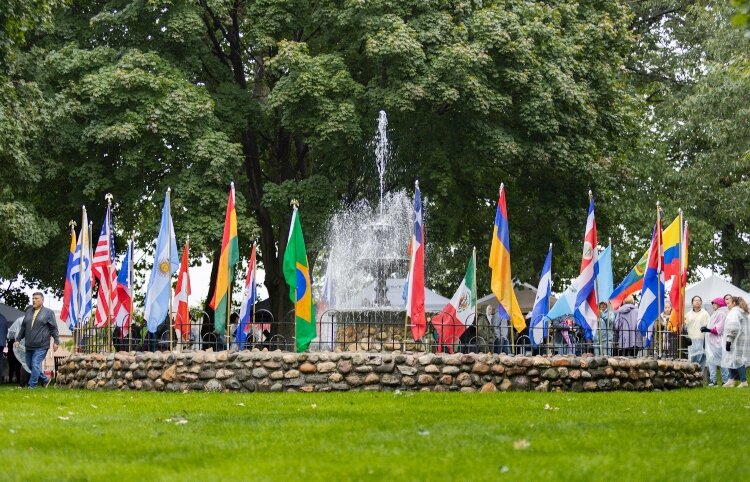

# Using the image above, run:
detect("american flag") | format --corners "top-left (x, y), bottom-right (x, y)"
top-left (92, 203), bottom-right (118, 327)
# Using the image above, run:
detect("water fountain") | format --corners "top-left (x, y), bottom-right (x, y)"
top-left (315, 111), bottom-right (423, 351)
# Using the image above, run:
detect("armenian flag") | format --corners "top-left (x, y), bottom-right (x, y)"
top-left (489, 183), bottom-right (525, 332)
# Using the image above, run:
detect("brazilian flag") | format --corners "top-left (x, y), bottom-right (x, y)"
top-left (283, 206), bottom-right (316, 352)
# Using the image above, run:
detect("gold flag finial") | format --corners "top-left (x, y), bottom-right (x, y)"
top-left (105, 193), bottom-right (113, 205)
top-left (290, 199), bottom-right (299, 208)
top-left (68, 220), bottom-right (77, 229)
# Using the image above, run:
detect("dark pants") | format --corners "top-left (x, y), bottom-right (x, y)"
top-left (493, 337), bottom-right (510, 355)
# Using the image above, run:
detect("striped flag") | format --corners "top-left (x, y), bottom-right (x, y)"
top-left (637, 213), bottom-right (664, 346)
top-left (113, 238), bottom-right (133, 330)
top-left (60, 223), bottom-right (77, 324)
top-left (662, 214), bottom-right (682, 332)
top-left (92, 203), bottom-right (118, 328)
top-left (173, 241), bottom-right (191, 341)
top-left (431, 250), bottom-right (476, 353)
top-left (489, 183), bottom-right (525, 332)
top-left (530, 244), bottom-right (553, 347)
top-left (235, 242), bottom-right (257, 348)
top-left (69, 207), bottom-right (93, 330)
top-left (573, 194), bottom-right (599, 339)
top-left (405, 181), bottom-right (426, 340)
top-left (210, 182), bottom-right (239, 335)
top-left (144, 190), bottom-right (179, 333)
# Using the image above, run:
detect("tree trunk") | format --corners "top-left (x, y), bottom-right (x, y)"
top-left (722, 224), bottom-right (749, 289)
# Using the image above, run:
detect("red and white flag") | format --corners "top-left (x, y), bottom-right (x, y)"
top-left (406, 181), bottom-right (426, 340)
top-left (92, 204), bottom-right (118, 327)
top-left (173, 241), bottom-right (191, 341)
top-left (575, 193), bottom-right (598, 338)
top-left (113, 238), bottom-right (133, 330)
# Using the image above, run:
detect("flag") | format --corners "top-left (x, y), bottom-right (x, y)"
top-left (405, 181), bottom-right (426, 340)
top-left (662, 215), bottom-right (681, 332)
top-left (235, 243), bottom-right (257, 348)
top-left (174, 241), bottom-right (191, 341)
top-left (210, 183), bottom-right (239, 335)
top-left (573, 194), bottom-right (599, 340)
top-left (113, 239), bottom-right (133, 330)
top-left (92, 203), bottom-right (118, 327)
top-left (69, 207), bottom-right (93, 330)
top-left (60, 223), bottom-right (77, 323)
top-left (530, 245), bottom-right (553, 347)
top-left (596, 244), bottom-right (614, 304)
top-left (144, 190), bottom-right (179, 333)
top-left (637, 216), bottom-right (664, 346)
top-left (283, 205), bottom-right (316, 352)
top-left (609, 249), bottom-right (648, 310)
top-left (489, 183), bottom-right (525, 332)
top-left (546, 280), bottom-right (578, 321)
top-left (431, 250), bottom-right (476, 353)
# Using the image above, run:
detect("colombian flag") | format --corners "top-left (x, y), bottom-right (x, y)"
top-left (284, 206), bottom-right (316, 352)
top-left (488, 184), bottom-right (525, 332)
top-left (663, 214), bottom-right (684, 331)
top-left (60, 224), bottom-right (77, 323)
top-left (210, 183), bottom-right (239, 335)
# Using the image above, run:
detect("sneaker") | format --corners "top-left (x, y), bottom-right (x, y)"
top-left (708, 382), bottom-right (717, 387)
top-left (739, 382), bottom-right (748, 388)
top-left (722, 379), bottom-right (736, 388)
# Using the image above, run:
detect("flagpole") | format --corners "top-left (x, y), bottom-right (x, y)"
top-left (129, 235), bottom-right (134, 353)
top-left (89, 219), bottom-right (94, 350)
top-left (70, 219), bottom-right (79, 352)
top-left (678, 209), bottom-right (684, 359)
top-left (167, 188), bottom-right (174, 352)
top-left (291, 201), bottom-right (299, 352)
top-left (251, 241), bottom-right (257, 351)
top-left (546, 243), bottom-right (552, 356)
top-left (182, 235), bottom-right (189, 352)
top-left (104, 194), bottom-right (114, 352)
top-left (472, 246), bottom-right (477, 353)
top-left (607, 237), bottom-right (612, 357)
top-left (656, 202), bottom-right (662, 359)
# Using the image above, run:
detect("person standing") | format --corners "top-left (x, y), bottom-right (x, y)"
top-left (0, 311), bottom-right (7, 382)
top-left (684, 296), bottom-right (710, 376)
top-left (486, 304), bottom-right (510, 355)
top-left (14, 293), bottom-right (59, 388)
top-left (594, 302), bottom-right (614, 356)
top-left (613, 296), bottom-right (641, 357)
top-left (721, 295), bottom-right (749, 388)
top-left (702, 297), bottom-right (729, 386)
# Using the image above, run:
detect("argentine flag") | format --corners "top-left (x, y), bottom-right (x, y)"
top-left (144, 190), bottom-right (179, 333)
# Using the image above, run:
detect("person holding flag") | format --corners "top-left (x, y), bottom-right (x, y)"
top-left (283, 201), bottom-right (316, 352)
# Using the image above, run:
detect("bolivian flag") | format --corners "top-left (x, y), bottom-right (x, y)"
top-left (283, 205), bottom-right (316, 352)
top-left (210, 183), bottom-right (239, 335)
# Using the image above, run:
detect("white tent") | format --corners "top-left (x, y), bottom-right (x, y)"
top-left (477, 282), bottom-right (558, 316)
top-left (340, 278), bottom-right (450, 313)
top-left (684, 274), bottom-right (750, 313)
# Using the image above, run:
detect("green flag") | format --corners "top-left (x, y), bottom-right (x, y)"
top-left (283, 206), bottom-right (316, 352)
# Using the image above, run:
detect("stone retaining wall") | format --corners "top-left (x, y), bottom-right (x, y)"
top-left (56, 351), bottom-right (703, 392)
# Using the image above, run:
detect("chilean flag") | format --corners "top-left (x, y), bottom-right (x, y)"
top-left (573, 193), bottom-right (599, 340)
top-left (406, 181), bottom-right (426, 340)
top-left (236, 243), bottom-right (257, 347)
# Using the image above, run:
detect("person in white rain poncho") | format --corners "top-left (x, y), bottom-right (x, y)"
top-left (684, 295), bottom-right (710, 375)
top-left (721, 295), bottom-right (750, 388)
top-left (702, 297), bottom-right (729, 386)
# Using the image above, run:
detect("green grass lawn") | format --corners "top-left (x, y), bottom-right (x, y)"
top-left (0, 386), bottom-right (747, 481)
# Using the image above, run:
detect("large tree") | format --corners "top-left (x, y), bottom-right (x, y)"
top-left (12, 0), bottom-right (641, 327)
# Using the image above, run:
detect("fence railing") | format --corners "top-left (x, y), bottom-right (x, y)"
top-left (71, 309), bottom-right (689, 360)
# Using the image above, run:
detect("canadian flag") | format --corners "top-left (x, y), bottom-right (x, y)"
top-left (173, 241), bottom-right (191, 341)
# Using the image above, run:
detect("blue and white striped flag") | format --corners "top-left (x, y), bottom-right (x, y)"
top-left (637, 219), bottom-right (664, 347)
top-left (69, 206), bottom-right (93, 330)
top-left (529, 245), bottom-right (552, 347)
top-left (144, 190), bottom-right (179, 333)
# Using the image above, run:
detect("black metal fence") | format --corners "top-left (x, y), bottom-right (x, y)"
top-left (72, 309), bottom-right (689, 360)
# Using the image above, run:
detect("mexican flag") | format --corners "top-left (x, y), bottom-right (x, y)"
top-left (431, 250), bottom-right (477, 352)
